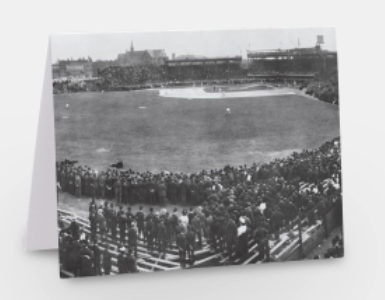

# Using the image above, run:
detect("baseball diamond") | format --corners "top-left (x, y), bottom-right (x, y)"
top-left (54, 29), bottom-right (343, 279)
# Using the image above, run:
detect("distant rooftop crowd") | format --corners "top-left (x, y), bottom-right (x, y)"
top-left (302, 79), bottom-right (339, 105)
top-left (52, 62), bottom-right (339, 102)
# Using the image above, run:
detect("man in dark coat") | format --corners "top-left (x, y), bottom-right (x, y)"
top-left (117, 247), bottom-right (127, 274)
top-left (286, 201), bottom-right (298, 228)
top-left (180, 179), bottom-right (187, 204)
top-left (254, 226), bottom-right (270, 262)
top-left (84, 172), bottom-right (90, 197)
top-left (146, 217), bottom-right (154, 252)
top-left (89, 211), bottom-right (97, 243)
top-left (103, 201), bottom-right (110, 234)
top-left (125, 249), bottom-right (138, 273)
top-left (115, 178), bottom-right (122, 204)
top-left (271, 208), bottom-right (284, 239)
top-left (105, 174), bottom-right (112, 200)
top-left (61, 218), bottom-right (81, 240)
top-left (126, 207), bottom-right (134, 229)
top-left (169, 180), bottom-right (177, 203)
top-left (122, 179), bottom-right (128, 204)
top-left (102, 246), bottom-right (112, 275)
top-left (68, 240), bottom-right (82, 277)
top-left (185, 225), bottom-right (195, 263)
top-left (97, 210), bottom-right (107, 241)
top-left (80, 254), bottom-right (94, 277)
top-left (188, 207), bottom-right (195, 224)
top-left (170, 208), bottom-right (179, 243)
top-left (148, 180), bottom-right (156, 204)
top-left (190, 181), bottom-right (198, 204)
top-left (157, 219), bottom-right (167, 258)
top-left (210, 215), bottom-right (221, 253)
top-left (224, 216), bottom-right (238, 260)
top-left (128, 224), bottom-right (138, 258)
top-left (92, 173), bottom-right (99, 199)
top-left (60, 169), bottom-right (67, 193)
top-left (158, 182), bottom-right (167, 204)
top-left (75, 173), bottom-right (81, 197)
top-left (89, 199), bottom-right (97, 214)
top-left (109, 204), bottom-right (117, 241)
top-left (99, 172), bottom-right (106, 199)
top-left (79, 243), bottom-right (94, 277)
top-left (118, 208), bottom-right (127, 244)
top-left (176, 230), bottom-right (187, 268)
top-left (89, 241), bottom-right (101, 275)
top-left (191, 213), bottom-right (203, 247)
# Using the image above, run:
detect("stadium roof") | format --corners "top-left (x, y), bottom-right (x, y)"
top-left (176, 55), bottom-right (206, 60)
top-left (166, 56), bottom-right (242, 64)
top-left (248, 46), bottom-right (337, 58)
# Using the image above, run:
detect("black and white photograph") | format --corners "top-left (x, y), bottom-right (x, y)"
top-left (53, 28), bottom-right (343, 279)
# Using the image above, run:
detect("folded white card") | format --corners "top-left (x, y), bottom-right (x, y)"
top-left (25, 30), bottom-right (344, 281)
top-left (26, 40), bottom-right (58, 251)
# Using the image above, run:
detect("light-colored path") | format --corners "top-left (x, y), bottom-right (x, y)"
top-left (159, 87), bottom-right (296, 99)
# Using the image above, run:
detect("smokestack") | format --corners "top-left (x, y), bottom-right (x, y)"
top-left (172, 53), bottom-right (176, 60)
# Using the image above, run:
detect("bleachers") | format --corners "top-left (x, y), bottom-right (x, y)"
top-left (59, 193), bottom-right (339, 276)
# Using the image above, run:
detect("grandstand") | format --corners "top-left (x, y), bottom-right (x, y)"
top-left (247, 43), bottom-right (338, 82)
top-left (59, 181), bottom-right (342, 277)
top-left (166, 56), bottom-right (244, 82)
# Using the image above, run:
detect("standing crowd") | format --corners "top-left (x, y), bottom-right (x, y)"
top-left (58, 137), bottom-right (342, 277)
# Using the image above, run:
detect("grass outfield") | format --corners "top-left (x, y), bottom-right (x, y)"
top-left (54, 89), bottom-right (340, 173)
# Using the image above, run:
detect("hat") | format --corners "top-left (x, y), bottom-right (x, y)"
top-left (119, 246), bottom-right (126, 252)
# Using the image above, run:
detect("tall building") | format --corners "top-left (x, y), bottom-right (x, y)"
top-left (52, 58), bottom-right (93, 79)
top-left (116, 40), bottom-right (168, 66)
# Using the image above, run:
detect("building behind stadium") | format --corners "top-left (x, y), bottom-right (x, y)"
top-left (52, 35), bottom-right (337, 82)
top-left (52, 40), bottom-right (168, 80)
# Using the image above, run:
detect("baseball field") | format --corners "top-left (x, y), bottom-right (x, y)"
top-left (54, 85), bottom-right (340, 174)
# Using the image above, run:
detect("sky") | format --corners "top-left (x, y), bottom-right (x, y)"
top-left (51, 28), bottom-right (336, 63)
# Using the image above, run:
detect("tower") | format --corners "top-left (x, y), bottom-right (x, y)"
top-left (130, 40), bottom-right (134, 53)
top-left (316, 35), bottom-right (324, 50)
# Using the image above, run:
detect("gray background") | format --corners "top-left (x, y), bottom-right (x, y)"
top-left (0, 0), bottom-right (383, 299)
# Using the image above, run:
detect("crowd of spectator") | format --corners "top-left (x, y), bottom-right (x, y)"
top-left (53, 65), bottom-right (341, 101)
top-left (324, 235), bottom-right (344, 258)
top-left (248, 61), bottom-right (317, 75)
top-left (168, 64), bottom-right (246, 82)
top-left (98, 65), bottom-right (167, 88)
top-left (314, 235), bottom-right (344, 259)
top-left (58, 137), bottom-right (342, 276)
top-left (303, 79), bottom-right (339, 105)
top-left (53, 64), bottom-right (249, 93)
